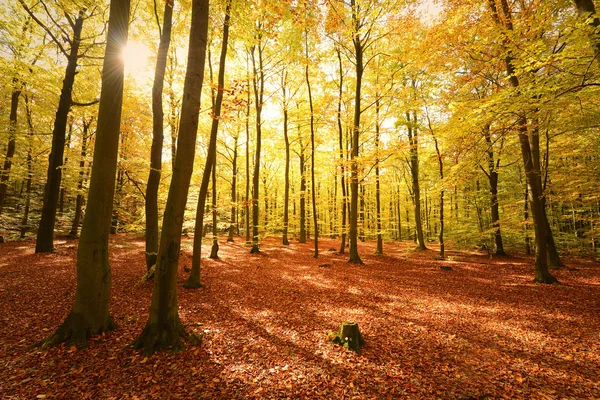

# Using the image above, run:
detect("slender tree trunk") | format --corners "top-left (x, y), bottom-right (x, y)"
top-left (336, 48), bottom-right (347, 254)
top-left (305, 31), bottom-right (318, 258)
top-left (41, 0), bottom-right (129, 348)
top-left (375, 96), bottom-right (383, 254)
top-left (209, 161), bottom-right (219, 259)
top-left (348, 0), bottom-right (363, 264)
top-left (145, 0), bottom-right (174, 270)
top-left (524, 183), bottom-right (531, 255)
top-left (20, 95), bottom-right (34, 238)
top-left (407, 111), bottom-right (427, 250)
top-left (133, 0), bottom-right (209, 354)
top-left (250, 39), bottom-right (264, 254)
top-left (299, 133), bottom-right (307, 243)
top-left (69, 118), bottom-right (92, 237)
top-left (185, 0), bottom-right (230, 288)
top-left (227, 133), bottom-right (238, 242)
top-left (245, 70), bottom-right (251, 245)
top-left (489, 0), bottom-right (556, 283)
top-left (0, 83), bottom-right (22, 215)
top-left (282, 71), bottom-right (290, 246)
top-left (36, 13), bottom-right (84, 253)
top-left (482, 127), bottom-right (507, 256)
top-left (530, 119), bottom-right (563, 267)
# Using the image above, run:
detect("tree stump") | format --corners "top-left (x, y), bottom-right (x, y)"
top-left (329, 322), bottom-right (365, 354)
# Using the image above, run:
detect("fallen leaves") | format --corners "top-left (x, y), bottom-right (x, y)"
top-left (0, 235), bottom-right (599, 398)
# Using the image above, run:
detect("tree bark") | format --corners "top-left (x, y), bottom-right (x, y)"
top-left (305, 30), bottom-right (318, 258)
top-left (407, 111), bottom-right (427, 250)
top-left (282, 71), bottom-right (291, 246)
top-left (250, 38), bottom-right (264, 254)
top-left (134, 0), bottom-right (209, 354)
top-left (489, 0), bottom-right (557, 283)
top-left (20, 95), bottom-right (34, 238)
top-left (299, 132), bottom-right (307, 243)
top-left (227, 133), bottom-right (238, 242)
top-left (145, 0), bottom-right (175, 270)
top-left (375, 96), bottom-right (383, 255)
top-left (0, 82), bottom-right (22, 215)
top-left (483, 126), bottom-right (507, 256)
top-left (185, 0), bottom-right (231, 288)
top-left (209, 162), bottom-right (219, 259)
top-left (41, 0), bottom-right (130, 348)
top-left (69, 118), bottom-right (92, 238)
top-left (36, 12), bottom-right (84, 253)
top-left (348, 0), bottom-right (363, 264)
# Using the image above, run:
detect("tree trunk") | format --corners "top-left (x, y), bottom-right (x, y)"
top-left (69, 118), bottom-right (92, 237)
top-left (305, 31), bottom-right (318, 258)
top-left (282, 71), bottom-right (290, 246)
top-left (20, 96), bottom-right (34, 238)
top-left (36, 12), bottom-right (84, 253)
top-left (40, 0), bottom-right (129, 348)
top-left (250, 39), bottom-right (264, 254)
top-left (145, 0), bottom-right (174, 270)
top-left (227, 133), bottom-right (238, 242)
top-left (299, 133), bottom-right (306, 244)
top-left (0, 82), bottom-right (22, 215)
top-left (245, 71), bottom-right (251, 245)
top-left (185, 0), bottom-right (230, 288)
top-left (348, 0), bottom-right (363, 264)
top-left (134, 0), bottom-right (209, 354)
top-left (483, 127), bottom-right (507, 256)
top-left (375, 96), bottom-right (383, 254)
top-left (336, 48), bottom-right (347, 254)
top-left (489, 0), bottom-right (556, 283)
top-left (209, 162), bottom-right (219, 259)
top-left (407, 111), bottom-right (427, 250)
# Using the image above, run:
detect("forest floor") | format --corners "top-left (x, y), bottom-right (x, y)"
top-left (1, 234), bottom-right (599, 399)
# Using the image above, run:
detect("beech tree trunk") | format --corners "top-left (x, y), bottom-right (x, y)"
top-left (245, 72), bottom-right (251, 245)
top-left (20, 96), bottom-right (34, 238)
top-left (482, 126), bottom-right (507, 256)
top-left (407, 111), bottom-right (427, 250)
top-left (41, 0), bottom-right (129, 348)
top-left (305, 31), bottom-right (318, 258)
top-left (145, 0), bottom-right (174, 270)
top-left (489, 0), bottom-right (557, 283)
top-left (336, 48), bottom-right (347, 253)
top-left (0, 82), bottom-right (21, 215)
top-left (282, 70), bottom-right (291, 246)
top-left (227, 133), bottom-right (238, 243)
top-left (299, 133), bottom-right (307, 243)
top-left (36, 12), bottom-right (84, 253)
top-left (185, 0), bottom-right (230, 288)
top-left (209, 164), bottom-right (219, 259)
top-left (69, 118), bottom-right (92, 237)
top-left (375, 96), bottom-right (383, 254)
top-left (133, 0), bottom-right (209, 354)
top-left (348, 0), bottom-right (363, 264)
top-left (250, 38), bottom-right (264, 254)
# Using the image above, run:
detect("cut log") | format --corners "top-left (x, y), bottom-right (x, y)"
top-left (329, 321), bottom-right (364, 354)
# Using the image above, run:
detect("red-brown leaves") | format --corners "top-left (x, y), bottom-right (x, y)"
top-left (0, 234), bottom-right (599, 398)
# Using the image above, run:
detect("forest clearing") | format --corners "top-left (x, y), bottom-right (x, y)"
top-left (1, 235), bottom-right (599, 399)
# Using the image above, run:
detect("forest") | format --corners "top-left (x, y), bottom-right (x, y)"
top-left (1, 0), bottom-right (599, 398)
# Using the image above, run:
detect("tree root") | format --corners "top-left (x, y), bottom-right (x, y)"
top-left (132, 319), bottom-right (202, 356)
top-left (37, 312), bottom-right (117, 349)
top-left (183, 275), bottom-right (204, 289)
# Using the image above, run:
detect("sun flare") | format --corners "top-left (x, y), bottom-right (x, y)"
top-left (121, 41), bottom-right (151, 76)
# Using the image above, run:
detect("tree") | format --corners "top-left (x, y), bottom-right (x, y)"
top-left (40, 0), bottom-right (130, 347)
top-left (185, 0), bottom-right (232, 289)
top-left (133, 0), bottom-right (209, 353)
top-left (487, 0), bottom-right (557, 284)
top-left (20, 1), bottom-right (88, 253)
top-left (145, 0), bottom-right (176, 271)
